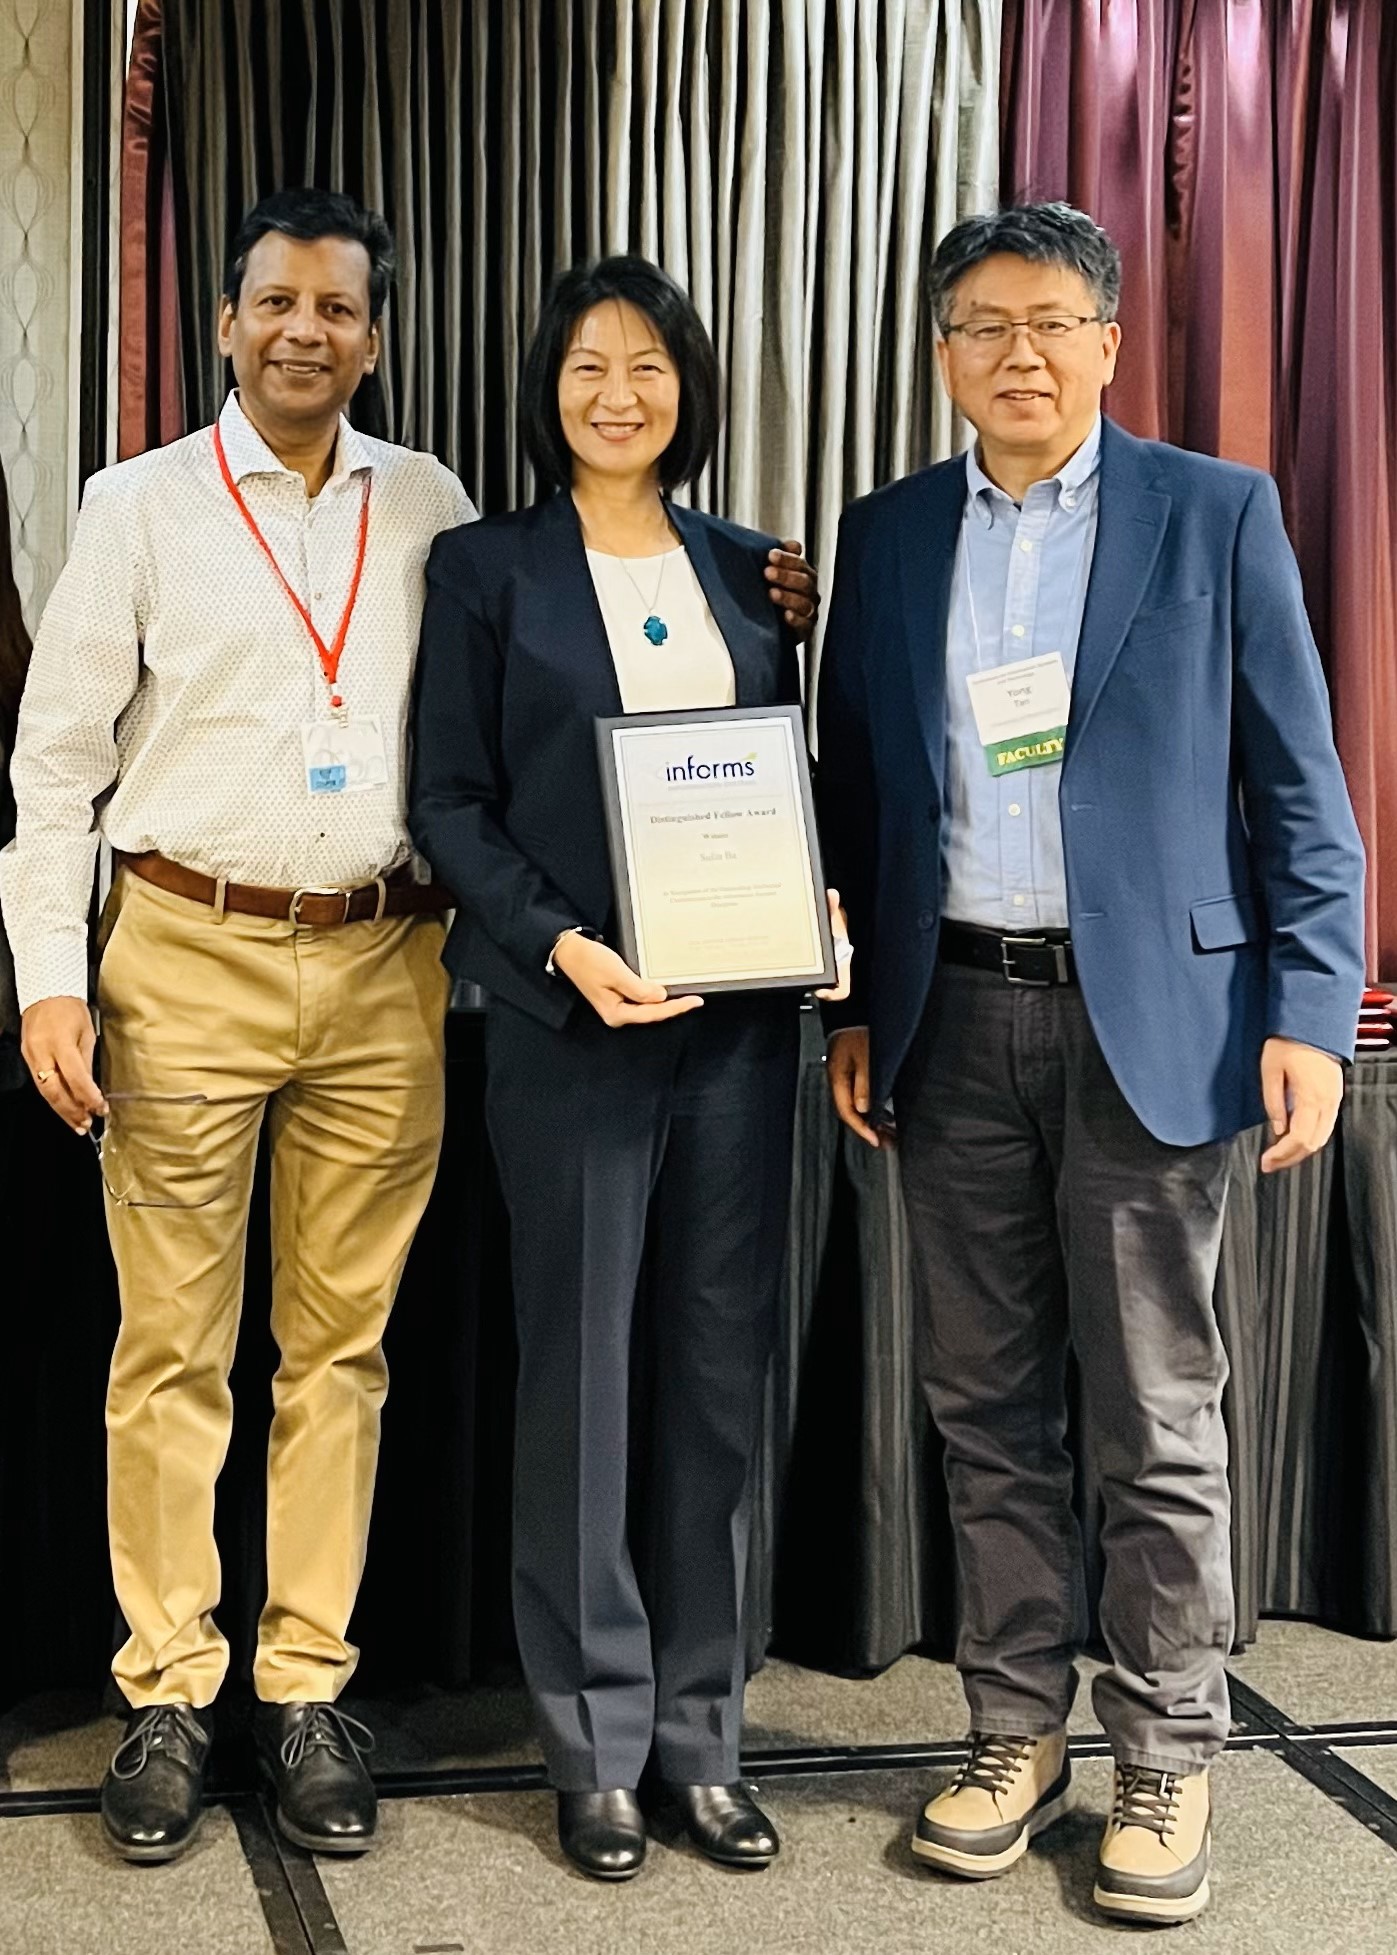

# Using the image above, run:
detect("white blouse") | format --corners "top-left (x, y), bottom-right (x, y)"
top-left (586, 545), bottom-right (737, 713)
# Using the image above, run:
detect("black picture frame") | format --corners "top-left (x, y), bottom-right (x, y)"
top-left (594, 702), bottom-right (837, 995)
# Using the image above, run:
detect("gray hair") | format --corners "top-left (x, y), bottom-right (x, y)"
top-left (929, 203), bottom-right (1122, 335)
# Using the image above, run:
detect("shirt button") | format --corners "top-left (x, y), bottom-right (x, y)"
top-left (1020, 541), bottom-right (1033, 553)
top-left (918, 911), bottom-right (937, 931)
top-left (1008, 802), bottom-right (1022, 817)
top-left (1012, 624), bottom-right (1026, 638)
top-left (1012, 894), bottom-right (1026, 908)
top-left (1062, 494), bottom-right (1077, 509)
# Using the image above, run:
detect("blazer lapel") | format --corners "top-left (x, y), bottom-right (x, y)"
top-left (897, 460), bottom-right (965, 797)
top-left (667, 502), bottom-right (770, 705)
top-left (1068, 420), bottom-right (1171, 756)
top-left (534, 492), bottom-right (625, 717)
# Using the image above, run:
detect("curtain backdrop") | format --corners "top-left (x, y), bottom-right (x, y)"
top-left (118, 1), bottom-right (182, 458)
top-left (24, 0), bottom-right (1380, 1718)
top-left (122, 0), bottom-right (1000, 603)
top-left (1002, 0), bottom-right (1397, 981)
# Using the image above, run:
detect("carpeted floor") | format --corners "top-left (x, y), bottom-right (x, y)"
top-left (0, 1806), bottom-right (276, 1955)
top-left (320, 1751), bottom-right (1395, 1955)
top-left (2, 1621), bottom-right (1394, 1955)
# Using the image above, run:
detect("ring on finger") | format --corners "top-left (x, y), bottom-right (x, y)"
top-left (35, 1068), bottom-right (55, 1084)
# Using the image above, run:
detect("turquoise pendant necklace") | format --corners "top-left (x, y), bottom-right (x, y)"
top-left (615, 549), bottom-right (672, 645)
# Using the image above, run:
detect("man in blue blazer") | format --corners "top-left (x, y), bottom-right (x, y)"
top-left (817, 204), bottom-right (1365, 1925)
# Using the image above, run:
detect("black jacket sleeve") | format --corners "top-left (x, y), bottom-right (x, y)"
top-left (409, 530), bottom-right (582, 989)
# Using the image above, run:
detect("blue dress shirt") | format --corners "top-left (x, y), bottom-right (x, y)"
top-left (942, 417), bottom-right (1102, 930)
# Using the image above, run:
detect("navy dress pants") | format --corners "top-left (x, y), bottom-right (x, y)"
top-left (485, 992), bottom-right (801, 1791)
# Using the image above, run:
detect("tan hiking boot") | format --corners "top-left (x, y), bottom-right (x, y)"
top-left (1094, 1765), bottom-right (1211, 1923)
top-left (912, 1730), bottom-right (1071, 1878)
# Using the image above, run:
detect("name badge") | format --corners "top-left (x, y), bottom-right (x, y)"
top-left (301, 716), bottom-right (389, 796)
top-left (965, 654), bottom-right (1070, 777)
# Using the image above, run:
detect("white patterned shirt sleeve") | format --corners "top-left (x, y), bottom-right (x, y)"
top-left (0, 392), bottom-right (477, 1011)
top-left (0, 473), bottom-right (144, 1006)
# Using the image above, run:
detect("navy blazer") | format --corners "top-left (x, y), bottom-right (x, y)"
top-left (410, 491), bottom-right (801, 1027)
top-left (816, 418), bottom-right (1366, 1146)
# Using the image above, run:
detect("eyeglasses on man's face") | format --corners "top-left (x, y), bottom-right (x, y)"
top-left (943, 314), bottom-right (1105, 352)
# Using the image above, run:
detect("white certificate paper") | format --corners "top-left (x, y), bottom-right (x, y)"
top-left (597, 706), bottom-right (836, 993)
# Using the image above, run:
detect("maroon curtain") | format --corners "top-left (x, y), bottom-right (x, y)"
top-left (119, 0), bottom-right (184, 459)
top-left (1002, 0), bottom-right (1397, 979)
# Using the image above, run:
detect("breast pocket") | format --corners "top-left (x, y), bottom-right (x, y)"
top-left (1127, 594), bottom-right (1214, 648)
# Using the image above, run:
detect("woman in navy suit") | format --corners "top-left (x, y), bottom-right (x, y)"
top-left (411, 258), bottom-right (844, 1880)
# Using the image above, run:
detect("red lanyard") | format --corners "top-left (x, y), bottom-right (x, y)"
top-left (213, 421), bottom-right (371, 711)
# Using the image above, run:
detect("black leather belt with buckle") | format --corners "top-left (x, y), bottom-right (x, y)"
top-left (938, 920), bottom-right (1077, 987)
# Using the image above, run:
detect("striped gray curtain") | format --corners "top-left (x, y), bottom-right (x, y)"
top-left (159, 0), bottom-right (1000, 571)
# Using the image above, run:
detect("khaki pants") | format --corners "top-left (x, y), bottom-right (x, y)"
top-left (96, 868), bottom-right (448, 1707)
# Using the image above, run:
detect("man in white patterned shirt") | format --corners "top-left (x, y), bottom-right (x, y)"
top-left (0, 189), bottom-right (476, 1862)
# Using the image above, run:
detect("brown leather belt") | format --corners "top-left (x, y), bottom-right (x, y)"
top-left (116, 850), bottom-right (451, 926)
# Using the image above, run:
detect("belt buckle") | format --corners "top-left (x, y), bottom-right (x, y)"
top-left (1000, 935), bottom-right (1068, 986)
top-left (288, 884), bottom-right (351, 926)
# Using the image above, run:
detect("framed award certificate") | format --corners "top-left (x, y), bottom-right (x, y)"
top-left (595, 704), bottom-right (836, 994)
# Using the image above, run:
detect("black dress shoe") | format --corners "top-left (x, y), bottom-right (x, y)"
top-left (557, 1789), bottom-right (647, 1880)
top-left (668, 1781), bottom-right (780, 1867)
top-left (254, 1702), bottom-right (377, 1854)
top-left (101, 1703), bottom-right (212, 1863)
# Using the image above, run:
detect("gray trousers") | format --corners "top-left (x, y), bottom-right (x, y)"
top-left (896, 961), bottom-right (1235, 1772)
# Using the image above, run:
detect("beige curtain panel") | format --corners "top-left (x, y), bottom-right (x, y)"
top-left (153, 0), bottom-right (999, 574)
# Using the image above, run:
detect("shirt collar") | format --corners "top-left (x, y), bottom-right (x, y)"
top-left (964, 414), bottom-right (1103, 527)
top-left (217, 390), bottom-right (373, 489)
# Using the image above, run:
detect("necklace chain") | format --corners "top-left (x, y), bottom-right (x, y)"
top-left (613, 549), bottom-right (670, 620)
top-left (577, 496), bottom-right (677, 644)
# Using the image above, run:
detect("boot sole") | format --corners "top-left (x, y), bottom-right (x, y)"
top-left (911, 1786), bottom-right (1072, 1880)
top-left (101, 1807), bottom-right (205, 1864)
top-left (1092, 1874), bottom-right (1211, 1924)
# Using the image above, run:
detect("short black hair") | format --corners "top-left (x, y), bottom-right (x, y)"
top-left (521, 256), bottom-right (721, 494)
top-left (929, 203), bottom-right (1122, 334)
top-left (223, 187), bottom-right (396, 323)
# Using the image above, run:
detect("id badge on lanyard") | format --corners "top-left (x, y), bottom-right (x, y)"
top-left (301, 715), bottom-right (389, 795)
top-left (965, 654), bottom-right (1071, 777)
top-left (213, 421), bottom-right (382, 797)
top-left (958, 497), bottom-right (1087, 778)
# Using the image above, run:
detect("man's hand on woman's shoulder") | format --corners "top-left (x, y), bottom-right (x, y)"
top-left (765, 539), bottom-right (819, 638)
